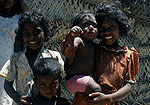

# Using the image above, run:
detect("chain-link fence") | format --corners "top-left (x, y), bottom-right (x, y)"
top-left (21, 0), bottom-right (150, 104)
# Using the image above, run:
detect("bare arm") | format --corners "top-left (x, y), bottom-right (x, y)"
top-left (64, 26), bottom-right (83, 47)
top-left (4, 79), bottom-right (21, 103)
top-left (88, 83), bottom-right (131, 105)
top-left (62, 26), bottom-right (83, 68)
top-left (109, 83), bottom-right (131, 101)
top-left (4, 79), bottom-right (32, 105)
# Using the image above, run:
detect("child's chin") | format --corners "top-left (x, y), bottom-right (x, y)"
top-left (43, 95), bottom-right (54, 99)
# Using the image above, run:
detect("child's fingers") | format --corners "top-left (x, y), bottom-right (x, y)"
top-left (64, 45), bottom-right (74, 58)
top-left (89, 92), bottom-right (101, 98)
top-left (20, 96), bottom-right (32, 105)
top-left (70, 26), bottom-right (83, 37)
top-left (61, 40), bottom-right (65, 53)
top-left (21, 96), bottom-right (32, 100)
top-left (20, 99), bottom-right (32, 105)
top-left (88, 92), bottom-right (101, 103)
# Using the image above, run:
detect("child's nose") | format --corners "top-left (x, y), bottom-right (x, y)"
top-left (30, 34), bottom-right (36, 39)
top-left (88, 25), bottom-right (94, 29)
top-left (88, 25), bottom-right (94, 31)
top-left (46, 88), bottom-right (51, 92)
top-left (45, 87), bottom-right (52, 92)
top-left (104, 29), bottom-right (111, 34)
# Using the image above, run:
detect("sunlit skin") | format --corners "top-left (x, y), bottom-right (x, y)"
top-left (62, 14), bottom-right (102, 95)
top-left (76, 15), bottom-right (98, 43)
top-left (63, 15), bottom-right (98, 77)
top-left (35, 75), bottom-right (59, 99)
top-left (22, 23), bottom-right (45, 50)
top-left (99, 19), bottom-right (119, 46)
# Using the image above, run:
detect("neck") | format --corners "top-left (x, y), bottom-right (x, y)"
top-left (81, 36), bottom-right (93, 44)
top-left (102, 40), bottom-right (120, 48)
top-left (26, 47), bottom-right (42, 55)
top-left (0, 8), bottom-right (15, 18)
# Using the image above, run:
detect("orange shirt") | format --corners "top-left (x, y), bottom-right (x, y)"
top-left (72, 45), bottom-right (139, 105)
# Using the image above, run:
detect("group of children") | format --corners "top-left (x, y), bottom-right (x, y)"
top-left (0, 0), bottom-right (139, 105)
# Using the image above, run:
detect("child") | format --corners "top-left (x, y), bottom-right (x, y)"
top-left (0, 0), bottom-right (22, 105)
top-left (0, 9), bottom-right (64, 105)
top-left (32, 58), bottom-right (70, 105)
top-left (72, 1), bottom-right (139, 105)
top-left (61, 11), bottom-right (101, 95)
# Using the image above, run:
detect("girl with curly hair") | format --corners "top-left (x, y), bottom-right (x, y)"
top-left (0, 9), bottom-right (64, 105)
top-left (72, 1), bottom-right (139, 105)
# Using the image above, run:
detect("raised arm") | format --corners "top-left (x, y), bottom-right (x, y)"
top-left (88, 83), bottom-right (131, 105)
top-left (61, 26), bottom-right (83, 68)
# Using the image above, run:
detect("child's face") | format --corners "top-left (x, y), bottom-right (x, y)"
top-left (22, 23), bottom-right (45, 49)
top-left (77, 15), bottom-right (98, 42)
top-left (99, 19), bottom-right (119, 46)
top-left (35, 75), bottom-right (59, 99)
top-left (0, 0), bottom-right (14, 9)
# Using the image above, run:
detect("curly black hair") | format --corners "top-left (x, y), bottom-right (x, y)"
top-left (94, 1), bottom-right (130, 36)
top-left (71, 10), bottom-right (95, 27)
top-left (14, 9), bottom-right (53, 51)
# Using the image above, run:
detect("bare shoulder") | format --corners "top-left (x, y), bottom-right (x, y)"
top-left (74, 37), bottom-right (84, 47)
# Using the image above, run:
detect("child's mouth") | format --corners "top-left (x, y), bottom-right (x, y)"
top-left (88, 31), bottom-right (94, 34)
top-left (104, 36), bottom-right (112, 40)
top-left (29, 41), bottom-right (36, 44)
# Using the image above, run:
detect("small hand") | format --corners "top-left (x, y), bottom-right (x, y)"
top-left (20, 95), bottom-right (32, 105)
top-left (88, 92), bottom-right (112, 105)
top-left (69, 26), bottom-right (83, 37)
top-left (61, 40), bottom-right (75, 58)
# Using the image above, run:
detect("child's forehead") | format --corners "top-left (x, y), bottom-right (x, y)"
top-left (79, 14), bottom-right (96, 23)
top-left (102, 18), bottom-right (118, 25)
top-left (22, 22), bottom-right (43, 29)
top-left (37, 75), bottom-right (58, 80)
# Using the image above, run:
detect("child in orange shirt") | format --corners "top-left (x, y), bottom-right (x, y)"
top-left (72, 1), bottom-right (139, 105)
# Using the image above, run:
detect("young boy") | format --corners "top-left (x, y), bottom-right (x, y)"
top-left (32, 58), bottom-right (70, 105)
top-left (61, 11), bottom-right (101, 94)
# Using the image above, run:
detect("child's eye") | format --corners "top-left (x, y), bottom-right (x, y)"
top-left (39, 83), bottom-right (46, 88)
top-left (99, 28), bottom-right (105, 32)
top-left (51, 83), bottom-right (57, 87)
top-left (33, 31), bottom-right (38, 35)
top-left (109, 26), bottom-right (115, 31)
top-left (83, 23), bottom-right (89, 27)
top-left (34, 30), bottom-right (41, 35)
top-left (92, 24), bottom-right (97, 28)
top-left (23, 32), bottom-right (30, 37)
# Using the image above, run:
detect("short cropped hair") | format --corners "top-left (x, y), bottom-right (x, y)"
top-left (32, 58), bottom-right (61, 79)
top-left (94, 1), bottom-right (130, 36)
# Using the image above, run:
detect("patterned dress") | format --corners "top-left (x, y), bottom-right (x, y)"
top-left (0, 48), bottom-right (64, 105)
top-left (0, 14), bottom-right (20, 105)
top-left (72, 45), bottom-right (139, 105)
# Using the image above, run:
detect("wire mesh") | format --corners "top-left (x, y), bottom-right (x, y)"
top-left (21, 0), bottom-right (150, 104)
